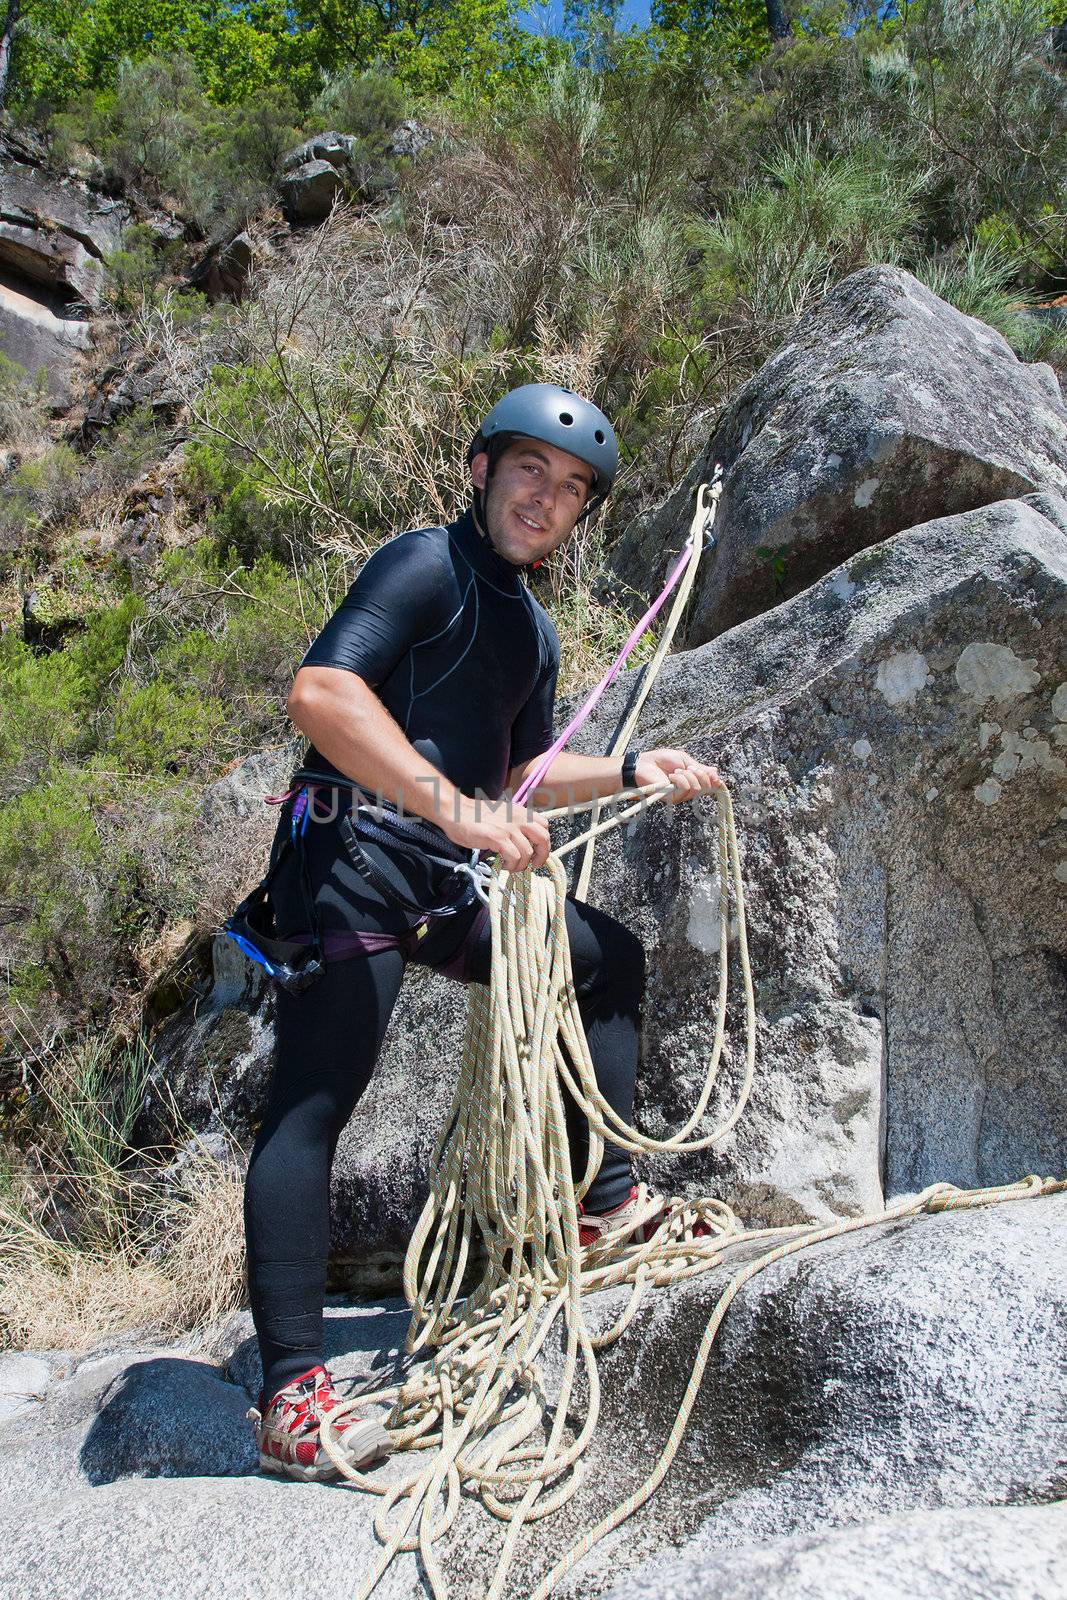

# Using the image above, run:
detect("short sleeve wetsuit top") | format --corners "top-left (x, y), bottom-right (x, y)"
top-left (271, 503), bottom-right (561, 943)
top-left (296, 504), bottom-right (560, 802)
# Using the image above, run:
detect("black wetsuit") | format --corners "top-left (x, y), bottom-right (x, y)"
top-left (297, 505), bottom-right (560, 803)
top-left (244, 504), bottom-right (644, 1406)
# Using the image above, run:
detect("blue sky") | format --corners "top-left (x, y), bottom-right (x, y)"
top-left (514, 1), bottom-right (902, 37)
top-left (516, 0), bottom-right (654, 37)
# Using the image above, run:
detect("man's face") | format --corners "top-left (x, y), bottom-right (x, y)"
top-left (470, 438), bottom-right (594, 567)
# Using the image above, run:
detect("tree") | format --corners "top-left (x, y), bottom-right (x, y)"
top-left (6, 0), bottom-right (312, 112)
top-left (5, 0), bottom-right (543, 113)
top-left (651, 0), bottom-right (776, 70)
top-left (292, 0), bottom-right (540, 97)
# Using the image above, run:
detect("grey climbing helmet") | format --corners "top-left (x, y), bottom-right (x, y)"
top-left (468, 383), bottom-right (619, 523)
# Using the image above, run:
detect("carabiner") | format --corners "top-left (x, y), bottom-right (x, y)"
top-left (453, 852), bottom-right (494, 907)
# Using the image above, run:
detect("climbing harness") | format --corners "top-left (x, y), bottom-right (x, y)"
top-left (306, 473), bottom-right (1066, 1600)
top-left (222, 775), bottom-right (494, 988)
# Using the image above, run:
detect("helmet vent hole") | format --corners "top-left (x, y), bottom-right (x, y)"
top-left (594, 429), bottom-right (604, 443)
top-left (559, 412), bottom-right (573, 426)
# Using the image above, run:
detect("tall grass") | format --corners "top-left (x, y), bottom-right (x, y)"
top-left (693, 125), bottom-right (929, 347)
top-left (44, 1029), bottom-right (154, 1251)
top-left (913, 237), bottom-right (1065, 361)
top-left (0, 1019), bottom-right (246, 1354)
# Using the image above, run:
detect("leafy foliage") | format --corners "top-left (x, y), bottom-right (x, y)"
top-left (692, 126), bottom-right (929, 349)
top-left (0, 541), bottom-right (317, 1029)
top-left (0, 443), bottom-right (82, 573)
top-left (7, 0), bottom-right (558, 116)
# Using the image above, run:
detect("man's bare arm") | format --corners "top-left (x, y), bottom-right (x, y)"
top-left (288, 665), bottom-right (464, 827)
top-left (507, 748), bottom-right (722, 808)
top-left (288, 666), bottom-right (552, 870)
top-left (506, 750), bottom-right (631, 808)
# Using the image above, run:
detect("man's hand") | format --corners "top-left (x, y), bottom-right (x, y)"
top-left (440, 797), bottom-right (553, 872)
top-left (634, 747), bottom-right (723, 805)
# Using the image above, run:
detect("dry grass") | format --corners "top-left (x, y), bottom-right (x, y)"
top-left (0, 358), bottom-right (53, 456)
top-left (0, 1156), bottom-right (246, 1353)
top-left (0, 1021), bottom-right (247, 1355)
top-left (0, 1226), bottom-right (173, 1351)
top-left (161, 1151), bottom-right (248, 1336)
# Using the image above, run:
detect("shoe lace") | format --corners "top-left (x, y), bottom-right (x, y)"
top-left (281, 1371), bottom-right (338, 1432)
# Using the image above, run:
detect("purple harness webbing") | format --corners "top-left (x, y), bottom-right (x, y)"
top-left (287, 902), bottom-right (491, 983)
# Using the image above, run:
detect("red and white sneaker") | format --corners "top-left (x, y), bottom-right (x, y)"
top-left (247, 1364), bottom-right (391, 1483)
top-left (578, 1183), bottom-right (714, 1252)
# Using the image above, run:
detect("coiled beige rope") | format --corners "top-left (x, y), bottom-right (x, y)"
top-left (323, 771), bottom-right (1066, 1600)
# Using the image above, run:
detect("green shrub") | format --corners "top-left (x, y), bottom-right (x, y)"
top-left (182, 360), bottom-right (312, 562)
top-left (82, 406), bottom-right (172, 504)
top-left (873, 0), bottom-right (1067, 255)
top-left (211, 83), bottom-right (303, 185)
top-left (3, 538), bottom-right (314, 788)
top-left (913, 237), bottom-right (1067, 360)
top-left (592, 35), bottom-right (709, 221)
top-left (755, 542), bottom-right (792, 590)
top-left (101, 225), bottom-right (185, 314)
top-left (0, 762), bottom-right (203, 1027)
top-left (0, 765), bottom-right (113, 1017)
top-left (976, 204), bottom-right (1067, 292)
top-left (154, 548), bottom-right (311, 721)
top-left (67, 590), bottom-right (142, 689)
top-left (51, 51), bottom-right (287, 232)
top-left (0, 443), bottom-right (82, 571)
top-left (307, 65), bottom-right (409, 140)
top-left (0, 590), bottom-right (156, 794)
top-left (183, 461), bottom-right (298, 567)
top-left (108, 681), bottom-right (227, 774)
top-left (692, 127), bottom-right (927, 346)
top-left (137, 540), bottom-right (328, 760)
top-left (0, 631), bottom-right (89, 791)
top-left (0, 533), bottom-right (323, 1034)
top-left (62, 52), bottom-right (209, 201)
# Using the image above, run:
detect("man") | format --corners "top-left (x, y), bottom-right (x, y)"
top-left (242, 384), bottom-right (721, 1482)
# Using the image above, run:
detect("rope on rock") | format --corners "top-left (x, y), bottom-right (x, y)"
top-left (325, 776), bottom-right (1065, 1599)
top-left (321, 479), bottom-right (1066, 1600)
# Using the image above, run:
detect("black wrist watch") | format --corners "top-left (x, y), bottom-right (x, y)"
top-left (621, 749), bottom-right (641, 790)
